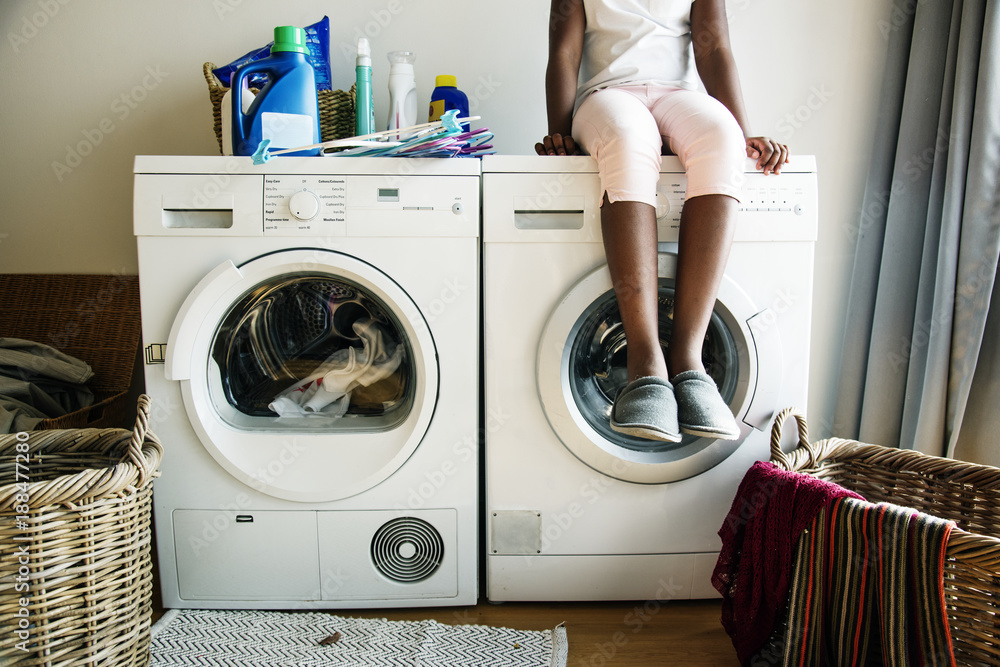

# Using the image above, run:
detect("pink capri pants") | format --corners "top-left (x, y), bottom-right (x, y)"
top-left (572, 85), bottom-right (746, 207)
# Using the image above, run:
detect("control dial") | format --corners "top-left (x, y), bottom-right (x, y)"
top-left (288, 190), bottom-right (320, 221)
top-left (654, 190), bottom-right (671, 220)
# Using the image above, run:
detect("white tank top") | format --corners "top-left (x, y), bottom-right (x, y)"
top-left (577, 0), bottom-right (698, 109)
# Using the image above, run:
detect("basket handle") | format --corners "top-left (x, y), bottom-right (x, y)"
top-left (769, 407), bottom-right (818, 469)
top-left (127, 394), bottom-right (157, 485)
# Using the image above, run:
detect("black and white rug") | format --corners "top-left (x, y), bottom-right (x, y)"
top-left (150, 609), bottom-right (568, 666)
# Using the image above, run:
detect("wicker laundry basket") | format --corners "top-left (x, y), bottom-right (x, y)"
top-left (0, 274), bottom-right (141, 431)
top-left (0, 395), bottom-right (162, 666)
top-left (203, 62), bottom-right (356, 154)
top-left (769, 408), bottom-right (1000, 666)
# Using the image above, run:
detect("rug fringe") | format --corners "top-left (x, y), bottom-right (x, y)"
top-left (551, 623), bottom-right (569, 667)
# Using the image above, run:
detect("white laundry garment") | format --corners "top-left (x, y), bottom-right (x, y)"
top-left (267, 319), bottom-right (404, 418)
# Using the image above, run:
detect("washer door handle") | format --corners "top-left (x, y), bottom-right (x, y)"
top-left (165, 259), bottom-right (244, 381)
top-left (743, 308), bottom-right (784, 430)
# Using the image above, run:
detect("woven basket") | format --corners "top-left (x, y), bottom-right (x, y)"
top-left (203, 62), bottom-right (356, 154)
top-left (769, 408), bottom-right (1000, 666)
top-left (0, 395), bottom-right (162, 666)
top-left (0, 274), bottom-right (141, 431)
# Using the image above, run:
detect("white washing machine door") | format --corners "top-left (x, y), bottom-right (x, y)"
top-left (166, 248), bottom-right (438, 502)
top-left (537, 252), bottom-right (780, 484)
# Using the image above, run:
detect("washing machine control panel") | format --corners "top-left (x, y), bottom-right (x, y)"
top-left (262, 174), bottom-right (478, 237)
top-left (264, 175), bottom-right (347, 233)
top-left (651, 171), bottom-right (818, 241)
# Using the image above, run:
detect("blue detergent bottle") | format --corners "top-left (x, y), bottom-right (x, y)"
top-left (428, 75), bottom-right (470, 133)
top-left (231, 26), bottom-right (321, 157)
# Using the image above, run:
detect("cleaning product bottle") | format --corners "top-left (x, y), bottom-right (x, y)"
top-left (220, 84), bottom-right (255, 156)
top-left (355, 38), bottom-right (374, 136)
top-left (386, 51), bottom-right (417, 134)
top-left (428, 75), bottom-right (470, 132)
top-left (231, 26), bottom-right (321, 157)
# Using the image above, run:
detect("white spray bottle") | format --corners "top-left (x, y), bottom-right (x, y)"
top-left (386, 51), bottom-right (417, 134)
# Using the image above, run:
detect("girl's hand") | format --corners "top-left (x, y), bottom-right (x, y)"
top-left (746, 136), bottom-right (789, 175)
top-left (535, 133), bottom-right (581, 156)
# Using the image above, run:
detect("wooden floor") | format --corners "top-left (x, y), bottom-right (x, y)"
top-left (152, 597), bottom-right (739, 665)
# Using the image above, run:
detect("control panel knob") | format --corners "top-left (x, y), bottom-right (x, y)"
top-left (289, 190), bottom-right (320, 221)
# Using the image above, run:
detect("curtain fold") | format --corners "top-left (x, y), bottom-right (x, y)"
top-left (834, 0), bottom-right (1000, 459)
top-left (951, 0), bottom-right (1000, 461)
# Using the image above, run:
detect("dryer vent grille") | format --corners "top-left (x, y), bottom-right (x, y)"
top-left (371, 517), bottom-right (445, 583)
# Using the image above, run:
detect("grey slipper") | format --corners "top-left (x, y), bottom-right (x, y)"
top-left (672, 370), bottom-right (741, 440)
top-left (609, 376), bottom-right (682, 443)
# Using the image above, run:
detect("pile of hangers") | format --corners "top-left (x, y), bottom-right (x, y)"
top-left (252, 110), bottom-right (494, 164)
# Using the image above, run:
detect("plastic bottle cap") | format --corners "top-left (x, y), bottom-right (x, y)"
top-left (272, 26), bottom-right (308, 54)
top-left (388, 51), bottom-right (416, 64)
top-left (357, 37), bottom-right (372, 66)
top-left (435, 75), bottom-right (458, 88)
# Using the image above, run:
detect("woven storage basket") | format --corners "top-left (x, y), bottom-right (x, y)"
top-left (0, 395), bottom-right (161, 666)
top-left (0, 274), bottom-right (140, 431)
top-left (769, 408), bottom-right (1000, 666)
top-left (203, 62), bottom-right (356, 154)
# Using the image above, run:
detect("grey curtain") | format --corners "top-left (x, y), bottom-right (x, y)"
top-left (833, 0), bottom-right (1000, 461)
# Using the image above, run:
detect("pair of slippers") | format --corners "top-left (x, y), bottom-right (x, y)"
top-left (609, 372), bottom-right (740, 443)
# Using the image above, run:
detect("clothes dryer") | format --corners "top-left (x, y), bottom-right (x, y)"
top-left (483, 155), bottom-right (817, 601)
top-left (135, 156), bottom-right (479, 609)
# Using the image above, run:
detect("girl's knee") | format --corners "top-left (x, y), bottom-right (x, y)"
top-left (699, 113), bottom-right (746, 165)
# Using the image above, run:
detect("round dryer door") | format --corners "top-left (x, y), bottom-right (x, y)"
top-left (537, 252), bottom-right (775, 484)
top-left (166, 249), bottom-right (437, 502)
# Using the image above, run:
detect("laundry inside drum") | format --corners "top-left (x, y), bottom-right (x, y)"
top-left (568, 280), bottom-right (739, 451)
top-left (210, 273), bottom-right (415, 430)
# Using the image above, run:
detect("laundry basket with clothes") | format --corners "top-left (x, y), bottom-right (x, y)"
top-left (713, 408), bottom-right (1000, 667)
top-left (0, 338), bottom-right (95, 432)
top-left (0, 274), bottom-right (141, 432)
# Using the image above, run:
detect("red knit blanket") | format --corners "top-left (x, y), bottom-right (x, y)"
top-left (711, 461), bottom-right (864, 665)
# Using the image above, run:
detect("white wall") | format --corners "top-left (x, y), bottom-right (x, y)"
top-left (0, 0), bottom-right (893, 437)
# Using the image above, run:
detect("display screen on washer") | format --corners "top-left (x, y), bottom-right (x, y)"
top-left (209, 273), bottom-right (415, 432)
top-left (569, 279), bottom-right (739, 452)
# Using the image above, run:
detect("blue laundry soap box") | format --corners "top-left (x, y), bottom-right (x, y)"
top-left (428, 75), bottom-right (470, 133)
top-left (231, 26), bottom-right (321, 157)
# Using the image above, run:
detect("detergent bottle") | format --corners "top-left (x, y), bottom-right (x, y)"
top-left (355, 38), bottom-right (374, 136)
top-left (231, 26), bottom-right (321, 157)
top-left (428, 75), bottom-right (470, 133)
top-left (386, 51), bottom-right (417, 133)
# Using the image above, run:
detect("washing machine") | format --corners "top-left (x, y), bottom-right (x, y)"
top-left (134, 155), bottom-right (479, 609)
top-left (483, 154), bottom-right (817, 601)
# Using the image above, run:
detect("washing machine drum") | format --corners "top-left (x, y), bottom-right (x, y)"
top-left (212, 275), bottom-right (410, 418)
top-left (570, 282), bottom-right (739, 450)
top-left (537, 252), bottom-right (770, 484)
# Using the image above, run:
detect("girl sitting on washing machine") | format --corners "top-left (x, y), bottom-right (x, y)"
top-left (536, 0), bottom-right (788, 443)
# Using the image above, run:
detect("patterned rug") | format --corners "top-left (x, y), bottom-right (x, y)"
top-left (150, 609), bottom-right (568, 667)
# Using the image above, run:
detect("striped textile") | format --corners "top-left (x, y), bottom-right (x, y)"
top-left (713, 462), bottom-right (864, 665)
top-left (772, 497), bottom-right (956, 667)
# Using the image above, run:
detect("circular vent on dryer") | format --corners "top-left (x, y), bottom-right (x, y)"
top-left (371, 517), bottom-right (445, 583)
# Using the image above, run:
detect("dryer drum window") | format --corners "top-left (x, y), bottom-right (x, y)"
top-left (210, 272), bottom-right (415, 431)
top-left (569, 279), bottom-right (739, 452)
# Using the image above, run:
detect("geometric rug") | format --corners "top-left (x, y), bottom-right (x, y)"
top-left (150, 609), bottom-right (569, 667)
